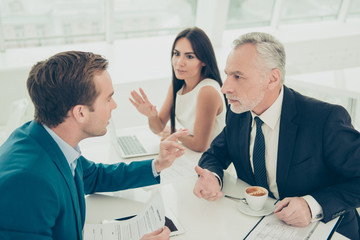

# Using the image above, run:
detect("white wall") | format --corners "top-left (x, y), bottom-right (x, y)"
top-left (1, 22), bottom-right (360, 129)
top-left (0, 67), bottom-right (169, 128)
top-left (111, 77), bottom-right (168, 129)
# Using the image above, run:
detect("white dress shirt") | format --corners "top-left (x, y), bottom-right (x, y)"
top-left (249, 86), bottom-right (323, 221)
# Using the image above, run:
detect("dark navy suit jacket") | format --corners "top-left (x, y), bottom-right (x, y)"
top-left (0, 121), bottom-right (159, 239)
top-left (199, 86), bottom-right (360, 239)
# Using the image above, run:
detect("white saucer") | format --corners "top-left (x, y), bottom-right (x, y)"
top-left (237, 199), bottom-right (275, 217)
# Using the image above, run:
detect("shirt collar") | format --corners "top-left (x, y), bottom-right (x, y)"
top-left (251, 85), bottom-right (284, 129)
top-left (43, 124), bottom-right (81, 168)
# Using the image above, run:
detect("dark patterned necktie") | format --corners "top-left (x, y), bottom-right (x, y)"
top-left (253, 117), bottom-right (271, 194)
top-left (74, 160), bottom-right (86, 228)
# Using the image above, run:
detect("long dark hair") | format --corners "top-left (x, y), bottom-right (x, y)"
top-left (170, 27), bottom-right (227, 133)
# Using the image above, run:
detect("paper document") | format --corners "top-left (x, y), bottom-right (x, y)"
top-left (245, 214), bottom-right (340, 240)
top-left (160, 156), bottom-right (197, 184)
top-left (84, 193), bottom-right (165, 240)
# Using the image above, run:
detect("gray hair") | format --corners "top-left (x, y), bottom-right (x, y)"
top-left (233, 32), bottom-right (286, 83)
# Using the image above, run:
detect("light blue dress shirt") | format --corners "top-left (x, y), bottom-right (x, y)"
top-left (43, 125), bottom-right (159, 178)
top-left (43, 125), bottom-right (81, 176)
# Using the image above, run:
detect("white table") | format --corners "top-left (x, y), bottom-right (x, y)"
top-left (81, 128), bottom-right (348, 240)
top-left (85, 174), bottom-right (347, 239)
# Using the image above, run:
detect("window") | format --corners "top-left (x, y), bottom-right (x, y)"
top-left (0, 0), bottom-right (105, 48)
top-left (226, 0), bottom-right (276, 29)
top-left (0, 0), bottom-right (358, 51)
top-left (113, 0), bottom-right (197, 39)
top-left (348, 0), bottom-right (360, 19)
top-left (0, 0), bottom-right (197, 48)
top-left (279, 0), bottom-right (342, 24)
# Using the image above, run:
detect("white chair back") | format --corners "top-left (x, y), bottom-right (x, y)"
top-left (0, 98), bottom-right (30, 145)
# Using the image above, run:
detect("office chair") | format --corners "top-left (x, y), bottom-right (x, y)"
top-left (0, 98), bottom-right (29, 145)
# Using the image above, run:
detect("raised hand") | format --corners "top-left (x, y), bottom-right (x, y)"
top-left (129, 88), bottom-right (158, 118)
top-left (193, 166), bottom-right (223, 201)
top-left (154, 129), bottom-right (189, 172)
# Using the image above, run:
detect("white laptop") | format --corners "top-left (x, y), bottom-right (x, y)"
top-left (109, 120), bottom-right (160, 159)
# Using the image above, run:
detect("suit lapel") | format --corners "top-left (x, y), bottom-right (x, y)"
top-left (29, 121), bottom-right (83, 239)
top-left (276, 86), bottom-right (298, 199)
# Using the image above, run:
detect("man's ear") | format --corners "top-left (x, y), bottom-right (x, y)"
top-left (268, 68), bottom-right (281, 89)
top-left (72, 105), bottom-right (87, 123)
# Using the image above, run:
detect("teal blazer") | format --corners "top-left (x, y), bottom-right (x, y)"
top-left (0, 121), bottom-right (159, 240)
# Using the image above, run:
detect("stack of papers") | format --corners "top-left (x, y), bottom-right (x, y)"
top-left (245, 214), bottom-right (341, 240)
top-left (84, 191), bottom-right (184, 240)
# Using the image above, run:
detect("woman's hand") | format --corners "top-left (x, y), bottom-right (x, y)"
top-left (129, 88), bottom-right (158, 118)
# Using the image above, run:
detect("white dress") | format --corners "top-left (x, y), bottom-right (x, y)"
top-left (175, 78), bottom-right (226, 145)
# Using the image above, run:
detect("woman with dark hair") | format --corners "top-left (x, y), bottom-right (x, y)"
top-left (130, 27), bottom-right (226, 152)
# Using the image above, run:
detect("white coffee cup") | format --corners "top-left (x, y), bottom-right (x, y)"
top-left (244, 186), bottom-right (268, 211)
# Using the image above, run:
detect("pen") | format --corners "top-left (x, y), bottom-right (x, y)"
top-left (274, 200), bottom-right (288, 213)
top-left (115, 215), bottom-right (136, 221)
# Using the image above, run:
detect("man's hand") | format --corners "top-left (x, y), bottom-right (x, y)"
top-left (193, 166), bottom-right (223, 201)
top-left (140, 227), bottom-right (170, 240)
top-left (154, 129), bottom-right (188, 172)
top-left (274, 197), bottom-right (312, 227)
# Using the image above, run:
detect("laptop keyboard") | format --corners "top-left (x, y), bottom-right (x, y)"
top-left (117, 135), bottom-right (147, 156)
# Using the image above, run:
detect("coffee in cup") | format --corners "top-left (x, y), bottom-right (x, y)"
top-left (244, 186), bottom-right (268, 211)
